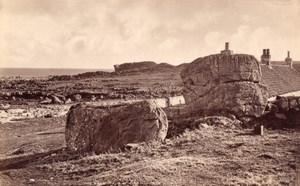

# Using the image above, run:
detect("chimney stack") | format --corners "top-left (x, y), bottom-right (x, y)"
top-left (220, 42), bottom-right (233, 55)
top-left (263, 49), bottom-right (266, 55)
top-left (261, 48), bottom-right (271, 67)
top-left (225, 42), bottom-right (229, 50)
top-left (285, 51), bottom-right (293, 68)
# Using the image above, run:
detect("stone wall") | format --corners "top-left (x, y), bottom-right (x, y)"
top-left (256, 96), bottom-right (300, 128)
top-left (268, 96), bottom-right (300, 124)
top-left (149, 96), bottom-right (185, 108)
top-left (149, 98), bottom-right (168, 108)
top-left (168, 96), bottom-right (185, 107)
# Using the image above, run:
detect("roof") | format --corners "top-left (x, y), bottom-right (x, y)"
top-left (260, 64), bottom-right (300, 97)
top-left (293, 63), bottom-right (300, 73)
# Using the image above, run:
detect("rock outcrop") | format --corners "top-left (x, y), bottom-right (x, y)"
top-left (49, 71), bottom-right (112, 81)
top-left (114, 61), bottom-right (157, 73)
top-left (181, 54), bottom-right (268, 118)
top-left (65, 101), bottom-right (168, 153)
top-left (113, 61), bottom-right (185, 74)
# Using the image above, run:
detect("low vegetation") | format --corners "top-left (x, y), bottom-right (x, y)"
top-left (0, 116), bottom-right (299, 185)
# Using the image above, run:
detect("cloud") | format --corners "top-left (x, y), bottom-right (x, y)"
top-left (0, 0), bottom-right (70, 15)
top-left (228, 25), bottom-right (293, 60)
top-left (241, 14), bottom-right (252, 22)
top-left (204, 31), bottom-right (226, 47)
top-left (0, 0), bottom-right (299, 68)
top-left (158, 37), bottom-right (181, 50)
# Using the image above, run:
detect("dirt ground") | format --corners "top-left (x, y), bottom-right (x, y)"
top-left (0, 116), bottom-right (299, 186)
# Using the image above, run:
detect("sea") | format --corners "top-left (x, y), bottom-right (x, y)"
top-left (0, 68), bottom-right (114, 77)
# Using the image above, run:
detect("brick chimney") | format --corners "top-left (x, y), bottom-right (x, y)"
top-left (261, 48), bottom-right (271, 67)
top-left (285, 51), bottom-right (293, 68)
top-left (220, 42), bottom-right (233, 55)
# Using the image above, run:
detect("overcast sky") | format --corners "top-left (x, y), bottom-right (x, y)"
top-left (0, 0), bottom-right (299, 69)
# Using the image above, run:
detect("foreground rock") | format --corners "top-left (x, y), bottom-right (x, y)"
top-left (65, 100), bottom-right (168, 153)
top-left (181, 54), bottom-right (268, 118)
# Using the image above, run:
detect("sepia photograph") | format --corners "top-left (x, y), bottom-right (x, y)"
top-left (0, 0), bottom-right (299, 185)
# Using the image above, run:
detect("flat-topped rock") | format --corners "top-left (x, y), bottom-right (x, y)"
top-left (181, 54), bottom-right (262, 85)
top-left (181, 54), bottom-right (268, 118)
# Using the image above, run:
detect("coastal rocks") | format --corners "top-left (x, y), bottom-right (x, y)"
top-left (48, 71), bottom-right (112, 81)
top-left (50, 95), bottom-right (63, 104)
top-left (113, 61), bottom-right (182, 74)
top-left (0, 110), bottom-right (9, 123)
top-left (65, 100), bottom-right (168, 153)
top-left (0, 104), bottom-right (10, 110)
top-left (90, 95), bottom-right (96, 101)
top-left (40, 94), bottom-right (65, 104)
top-left (0, 105), bottom-right (70, 123)
top-left (65, 98), bottom-right (72, 104)
top-left (181, 54), bottom-right (268, 118)
top-left (72, 94), bottom-right (82, 102)
top-left (40, 98), bottom-right (52, 104)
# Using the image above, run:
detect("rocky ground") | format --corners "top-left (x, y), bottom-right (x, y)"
top-left (0, 116), bottom-right (299, 185)
top-left (0, 64), bottom-right (299, 185)
top-left (0, 63), bottom-right (184, 106)
top-left (0, 65), bottom-right (183, 124)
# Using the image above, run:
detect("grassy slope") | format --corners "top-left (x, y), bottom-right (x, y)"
top-left (0, 117), bottom-right (299, 185)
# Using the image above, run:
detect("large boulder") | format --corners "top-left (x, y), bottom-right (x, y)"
top-left (65, 100), bottom-right (168, 153)
top-left (181, 54), bottom-right (268, 118)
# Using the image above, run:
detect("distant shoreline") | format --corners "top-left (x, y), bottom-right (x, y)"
top-left (0, 68), bottom-right (114, 77)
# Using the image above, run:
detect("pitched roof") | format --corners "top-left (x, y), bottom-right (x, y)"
top-left (293, 63), bottom-right (300, 73)
top-left (260, 64), bottom-right (300, 97)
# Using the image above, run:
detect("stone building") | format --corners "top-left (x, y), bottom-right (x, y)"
top-left (261, 49), bottom-right (271, 67)
top-left (285, 51), bottom-right (292, 67)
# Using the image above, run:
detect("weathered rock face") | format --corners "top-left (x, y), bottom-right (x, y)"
top-left (181, 54), bottom-right (268, 118)
top-left (65, 101), bottom-right (168, 153)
